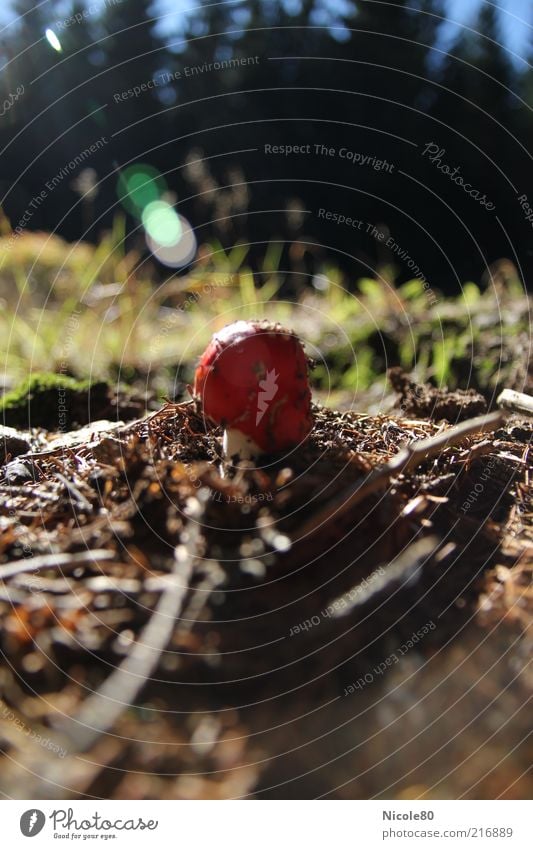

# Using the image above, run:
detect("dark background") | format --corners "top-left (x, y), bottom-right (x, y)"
top-left (1, 0), bottom-right (532, 292)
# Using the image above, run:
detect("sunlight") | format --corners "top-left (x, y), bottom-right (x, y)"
top-left (44, 28), bottom-right (62, 52)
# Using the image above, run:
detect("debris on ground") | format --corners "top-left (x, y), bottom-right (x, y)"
top-left (0, 399), bottom-right (530, 799)
top-left (388, 367), bottom-right (488, 421)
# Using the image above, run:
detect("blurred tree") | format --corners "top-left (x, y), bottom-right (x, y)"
top-left (430, 3), bottom-right (524, 283)
top-left (0, 0), bottom-right (531, 289)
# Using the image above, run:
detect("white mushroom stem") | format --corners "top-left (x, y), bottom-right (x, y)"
top-left (223, 428), bottom-right (262, 463)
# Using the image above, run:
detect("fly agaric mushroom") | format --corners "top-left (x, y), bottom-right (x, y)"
top-left (194, 320), bottom-right (313, 460)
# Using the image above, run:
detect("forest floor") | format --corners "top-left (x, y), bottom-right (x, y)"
top-left (0, 232), bottom-right (531, 798)
top-left (0, 372), bottom-right (531, 799)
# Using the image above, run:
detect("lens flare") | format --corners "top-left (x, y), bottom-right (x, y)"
top-left (117, 164), bottom-right (167, 218)
top-left (145, 214), bottom-right (197, 268)
top-left (116, 163), bottom-right (194, 267)
top-left (142, 201), bottom-right (182, 247)
top-left (45, 29), bottom-right (62, 52)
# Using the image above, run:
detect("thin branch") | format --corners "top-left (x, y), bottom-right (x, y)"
top-left (297, 410), bottom-right (507, 540)
top-left (0, 485), bottom-right (57, 500)
top-left (497, 389), bottom-right (533, 417)
top-left (54, 472), bottom-right (93, 512)
top-left (0, 550), bottom-right (116, 582)
top-left (57, 501), bottom-right (204, 752)
top-left (327, 535), bottom-right (440, 618)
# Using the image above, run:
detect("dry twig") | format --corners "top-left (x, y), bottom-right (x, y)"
top-left (0, 549), bottom-right (116, 581)
top-left (56, 499), bottom-right (205, 752)
top-left (497, 389), bottom-right (533, 417)
top-left (297, 411), bottom-right (507, 539)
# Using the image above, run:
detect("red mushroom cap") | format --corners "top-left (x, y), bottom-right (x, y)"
top-left (194, 320), bottom-right (313, 453)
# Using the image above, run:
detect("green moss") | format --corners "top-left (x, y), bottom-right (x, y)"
top-left (0, 372), bottom-right (110, 430)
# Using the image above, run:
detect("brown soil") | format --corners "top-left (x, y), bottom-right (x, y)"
top-left (388, 367), bottom-right (488, 421)
top-left (0, 390), bottom-right (531, 799)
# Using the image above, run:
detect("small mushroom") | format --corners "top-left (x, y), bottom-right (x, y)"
top-left (194, 320), bottom-right (313, 461)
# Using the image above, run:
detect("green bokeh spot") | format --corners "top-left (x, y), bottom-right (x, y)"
top-left (117, 164), bottom-right (167, 218)
top-left (142, 201), bottom-right (182, 247)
